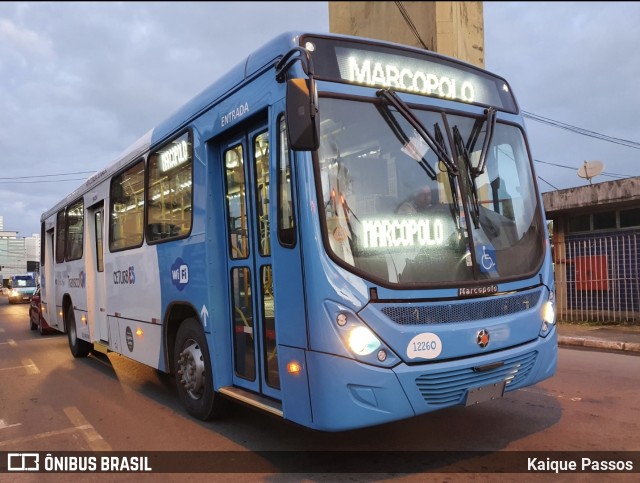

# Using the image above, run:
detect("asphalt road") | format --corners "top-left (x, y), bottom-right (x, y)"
top-left (1, 297), bottom-right (639, 481)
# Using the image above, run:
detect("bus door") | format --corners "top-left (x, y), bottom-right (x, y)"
top-left (43, 228), bottom-right (57, 329)
top-left (87, 203), bottom-right (108, 343)
top-left (222, 120), bottom-right (280, 399)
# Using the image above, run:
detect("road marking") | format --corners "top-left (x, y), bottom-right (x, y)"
top-left (0, 407), bottom-right (112, 450)
top-left (0, 426), bottom-right (81, 447)
top-left (0, 419), bottom-right (22, 430)
top-left (0, 359), bottom-right (40, 374)
top-left (22, 358), bottom-right (40, 375)
top-left (0, 339), bottom-right (18, 347)
top-left (63, 406), bottom-right (112, 451)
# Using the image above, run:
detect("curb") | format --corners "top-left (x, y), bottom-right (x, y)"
top-left (558, 336), bottom-right (640, 353)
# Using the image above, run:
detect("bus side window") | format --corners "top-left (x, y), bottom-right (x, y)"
top-left (110, 160), bottom-right (145, 251)
top-left (224, 144), bottom-right (249, 259)
top-left (55, 209), bottom-right (66, 263)
top-left (278, 116), bottom-right (296, 247)
top-left (66, 198), bottom-right (84, 261)
top-left (146, 132), bottom-right (193, 243)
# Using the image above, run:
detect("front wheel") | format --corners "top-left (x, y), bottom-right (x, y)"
top-left (66, 307), bottom-right (91, 358)
top-left (173, 318), bottom-right (227, 421)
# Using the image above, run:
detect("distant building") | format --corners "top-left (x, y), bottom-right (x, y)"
top-left (543, 177), bottom-right (640, 323)
top-left (0, 215), bottom-right (41, 287)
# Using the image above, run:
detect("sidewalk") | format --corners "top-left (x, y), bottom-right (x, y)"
top-left (557, 322), bottom-right (640, 354)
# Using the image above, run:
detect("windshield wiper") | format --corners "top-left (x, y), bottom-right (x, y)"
top-left (434, 123), bottom-right (462, 231)
top-left (376, 89), bottom-right (458, 176)
top-left (453, 126), bottom-right (481, 229)
top-left (473, 107), bottom-right (496, 177)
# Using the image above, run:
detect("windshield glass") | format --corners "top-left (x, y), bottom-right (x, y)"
top-left (14, 277), bottom-right (36, 287)
top-left (316, 97), bottom-right (544, 287)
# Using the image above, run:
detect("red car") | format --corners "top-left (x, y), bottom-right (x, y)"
top-left (29, 287), bottom-right (53, 335)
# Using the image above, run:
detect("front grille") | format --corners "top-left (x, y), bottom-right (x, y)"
top-left (380, 289), bottom-right (542, 325)
top-left (415, 351), bottom-right (537, 406)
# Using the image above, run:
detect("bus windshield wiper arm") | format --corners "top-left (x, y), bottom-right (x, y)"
top-left (377, 89), bottom-right (458, 175)
top-left (434, 123), bottom-right (462, 230)
top-left (473, 107), bottom-right (496, 177)
top-left (375, 101), bottom-right (437, 180)
top-left (453, 126), bottom-right (481, 229)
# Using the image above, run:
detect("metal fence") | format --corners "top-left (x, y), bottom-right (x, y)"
top-left (554, 233), bottom-right (640, 323)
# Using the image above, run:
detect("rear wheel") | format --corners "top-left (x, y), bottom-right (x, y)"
top-left (67, 307), bottom-right (91, 358)
top-left (30, 311), bottom-right (37, 331)
top-left (173, 317), bottom-right (227, 420)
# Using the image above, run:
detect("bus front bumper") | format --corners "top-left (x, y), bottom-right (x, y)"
top-left (303, 328), bottom-right (557, 431)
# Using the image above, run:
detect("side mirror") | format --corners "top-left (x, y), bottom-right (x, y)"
top-left (285, 78), bottom-right (319, 151)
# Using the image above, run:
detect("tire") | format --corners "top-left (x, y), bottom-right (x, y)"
top-left (38, 317), bottom-right (47, 336)
top-left (173, 317), bottom-right (227, 421)
top-left (30, 312), bottom-right (37, 331)
top-left (66, 306), bottom-right (91, 358)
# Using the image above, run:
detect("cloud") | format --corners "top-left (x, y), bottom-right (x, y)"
top-left (0, 2), bottom-right (330, 236)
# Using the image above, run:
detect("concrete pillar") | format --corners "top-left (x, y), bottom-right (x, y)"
top-left (328, 1), bottom-right (485, 68)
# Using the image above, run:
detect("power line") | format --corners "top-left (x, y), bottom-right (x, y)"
top-left (395, 2), bottom-right (430, 50)
top-left (523, 111), bottom-right (640, 150)
top-left (0, 171), bottom-right (95, 180)
top-left (534, 159), bottom-right (631, 179)
top-left (537, 176), bottom-right (559, 191)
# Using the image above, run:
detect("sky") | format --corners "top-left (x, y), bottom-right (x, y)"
top-left (1, 1), bottom-right (639, 238)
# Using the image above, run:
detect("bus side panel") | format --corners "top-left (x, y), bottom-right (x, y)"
top-left (114, 318), bottom-right (163, 369)
top-left (155, 235), bottom-right (227, 375)
top-left (53, 260), bottom-right (86, 332)
top-left (104, 245), bottom-right (163, 369)
top-left (278, 346), bottom-right (313, 426)
top-left (305, 350), bottom-right (415, 431)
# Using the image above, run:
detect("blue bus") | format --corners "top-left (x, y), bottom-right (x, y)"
top-left (39, 31), bottom-right (557, 431)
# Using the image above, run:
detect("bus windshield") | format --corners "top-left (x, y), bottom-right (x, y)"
top-left (316, 96), bottom-right (544, 286)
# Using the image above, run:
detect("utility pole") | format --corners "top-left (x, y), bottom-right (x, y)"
top-left (328, 1), bottom-right (485, 68)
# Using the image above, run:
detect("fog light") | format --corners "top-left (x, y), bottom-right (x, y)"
top-left (377, 350), bottom-right (387, 362)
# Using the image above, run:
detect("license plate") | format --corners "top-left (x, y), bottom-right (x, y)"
top-left (22, 296), bottom-right (29, 300)
top-left (465, 380), bottom-right (506, 406)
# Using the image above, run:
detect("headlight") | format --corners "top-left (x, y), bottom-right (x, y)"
top-left (540, 300), bottom-right (556, 337)
top-left (348, 326), bottom-right (381, 356)
top-left (325, 301), bottom-right (400, 366)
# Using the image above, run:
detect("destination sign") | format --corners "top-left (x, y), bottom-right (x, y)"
top-left (302, 35), bottom-right (517, 112)
top-left (157, 133), bottom-right (191, 173)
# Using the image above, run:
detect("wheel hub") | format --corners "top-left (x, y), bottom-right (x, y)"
top-left (177, 341), bottom-right (205, 399)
